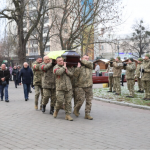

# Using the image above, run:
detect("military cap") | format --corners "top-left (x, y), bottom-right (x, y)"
top-left (116, 56), bottom-right (121, 60)
top-left (145, 54), bottom-right (150, 58)
top-left (110, 57), bottom-right (115, 61)
top-left (138, 58), bottom-right (143, 62)
top-left (129, 58), bottom-right (134, 62)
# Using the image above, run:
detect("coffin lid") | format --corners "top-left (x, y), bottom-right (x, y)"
top-left (61, 50), bottom-right (80, 58)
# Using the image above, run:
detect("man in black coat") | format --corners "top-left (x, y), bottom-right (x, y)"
top-left (12, 66), bottom-right (19, 88)
top-left (0, 64), bottom-right (10, 102)
top-left (18, 62), bottom-right (33, 101)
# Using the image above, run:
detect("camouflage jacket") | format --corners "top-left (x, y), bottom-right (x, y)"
top-left (124, 62), bottom-right (136, 80)
top-left (32, 61), bottom-right (42, 86)
top-left (135, 63), bottom-right (142, 78)
top-left (40, 62), bottom-right (56, 89)
top-left (53, 64), bottom-right (73, 91)
top-left (111, 60), bottom-right (123, 77)
top-left (68, 67), bottom-right (77, 89)
top-left (74, 60), bottom-right (93, 88)
top-left (141, 59), bottom-right (150, 81)
top-left (106, 64), bottom-right (114, 72)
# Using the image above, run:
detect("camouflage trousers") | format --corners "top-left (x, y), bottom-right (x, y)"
top-left (34, 85), bottom-right (43, 106)
top-left (113, 77), bottom-right (121, 94)
top-left (55, 90), bottom-right (72, 115)
top-left (73, 88), bottom-right (78, 107)
top-left (108, 76), bottom-right (114, 92)
top-left (42, 88), bottom-right (56, 107)
top-left (137, 77), bottom-right (143, 91)
top-left (142, 80), bottom-right (150, 99)
top-left (127, 79), bottom-right (135, 97)
top-left (74, 87), bottom-right (93, 114)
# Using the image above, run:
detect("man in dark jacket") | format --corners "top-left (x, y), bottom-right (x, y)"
top-left (0, 64), bottom-right (10, 102)
top-left (18, 62), bottom-right (33, 101)
top-left (12, 66), bottom-right (19, 88)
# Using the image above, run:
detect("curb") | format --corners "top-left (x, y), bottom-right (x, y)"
top-left (93, 97), bottom-right (150, 110)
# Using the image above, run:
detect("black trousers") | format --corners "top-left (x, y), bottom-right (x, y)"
top-left (121, 75), bottom-right (125, 86)
top-left (14, 80), bottom-right (18, 87)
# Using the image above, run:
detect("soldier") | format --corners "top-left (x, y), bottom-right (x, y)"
top-left (141, 54), bottom-right (150, 100)
top-left (74, 55), bottom-right (93, 120)
top-left (106, 58), bottom-right (114, 92)
top-left (40, 56), bottom-right (56, 115)
top-left (110, 56), bottom-right (123, 95)
top-left (135, 58), bottom-right (144, 93)
top-left (32, 57), bottom-right (43, 110)
top-left (53, 57), bottom-right (75, 121)
top-left (123, 58), bottom-right (136, 98)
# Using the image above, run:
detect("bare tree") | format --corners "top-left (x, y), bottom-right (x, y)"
top-left (121, 20), bottom-right (150, 58)
top-left (53, 0), bottom-right (122, 57)
top-left (0, 0), bottom-right (60, 63)
top-left (29, 0), bottom-right (57, 58)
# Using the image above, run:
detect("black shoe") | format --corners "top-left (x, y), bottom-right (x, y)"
top-left (107, 91), bottom-right (112, 92)
top-left (25, 99), bottom-right (28, 101)
top-left (126, 96), bottom-right (134, 98)
top-left (137, 90), bottom-right (141, 92)
top-left (140, 90), bottom-right (144, 93)
top-left (30, 91), bottom-right (32, 93)
top-left (114, 93), bottom-right (120, 95)
top-left (5, 100), bottom-right (9, 102)
top-left (112, 91), bottom-right (116, 93)
top-left (15, 86), bottom-right (17, 88)
top-left (50, 106), bottom-right (54, 115)
top-left (42, 105), bottom-right (46, 113)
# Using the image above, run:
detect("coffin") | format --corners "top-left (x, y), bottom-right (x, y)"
top-left (61, 50), bottom-right (80, 67)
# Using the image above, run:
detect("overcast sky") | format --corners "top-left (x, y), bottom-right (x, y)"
top-left (117, 0), bottom-right (150, 36)
top-left (0, 0), bottom-right (150, 39)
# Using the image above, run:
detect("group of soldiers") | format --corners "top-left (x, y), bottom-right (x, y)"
top-left (107, 54), bottom-right (150, 100)
top-left (32, 55), bottom-right (93, 121)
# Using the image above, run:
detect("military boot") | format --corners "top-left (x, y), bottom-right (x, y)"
top-left (73, 108), bottom-right (79, 117)
top-left (53, 109), bottom-right (59, 118)
top-left (42, 105), bottom-right (46, 113)
top-left (65, 115), bottom-right (73, 121)
top-left (40, 105), bottom-right (42, 110)
top-left (50, 106), bottom-right (54, 115)
top-left (85, 113), bottom-right (93, 120)
top-left (35, 105), bottom-right (38, 110)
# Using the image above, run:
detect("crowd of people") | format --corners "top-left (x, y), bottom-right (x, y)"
top-left (0, 54), bottom-right (93, 121)
top-left (107, 54), bottom-right (150, 100)
top-left (1, 53), bottom-right (150, 121)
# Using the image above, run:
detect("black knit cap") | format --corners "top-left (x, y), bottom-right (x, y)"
top-left (129, 58), bottom-right (134, 62)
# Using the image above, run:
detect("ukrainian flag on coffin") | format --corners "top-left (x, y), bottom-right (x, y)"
top-left (46, 50), bottom-right (68, 59)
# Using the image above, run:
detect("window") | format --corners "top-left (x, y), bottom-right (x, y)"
top-left (43, 28), bottom-right (49, 33)
top-left (101, 45), bottom-right (104, 50)
top-left (45, 46), bottom-right (50, 52)
top-left (44, 18), bottom-right (49, 24)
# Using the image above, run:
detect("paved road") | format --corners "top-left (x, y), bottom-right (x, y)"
top-left (0, 82), bottom-right (150, 150)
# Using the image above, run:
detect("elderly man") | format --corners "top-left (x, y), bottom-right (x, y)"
top-left (40, 56), bottom-right (56, 115)
top-left (19, 62), bottom-right (33, 101)
top-left (0, 64), bottom-right (10, 102)
top-left (12, 66), bottom-right (19, 88)
top-left (32, 56), bottom-right (43, 110)
top-left (95, 63), bottom-right (100, 76)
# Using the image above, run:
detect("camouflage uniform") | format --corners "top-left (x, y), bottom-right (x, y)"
top-left (106, 64), bottom-right (114, 92)
top-left (68, 67), bottom-right (78, 107)
top-left (32, 61), bottom-right (43, 108)
top-left (124, 62), bottom-right (136, 97)
top-left (141, 59), bottom-right (150, 99)
top-left (74, 60), bottom-right (93, 114)
top-left (135, 63), bottom-right (143, 91)
top-left (111, 60), bottom-right (123, 95)
top-left (40, 62), bottom-right (56, 107)
top-left (53, 64), bottom-right (73, 115)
